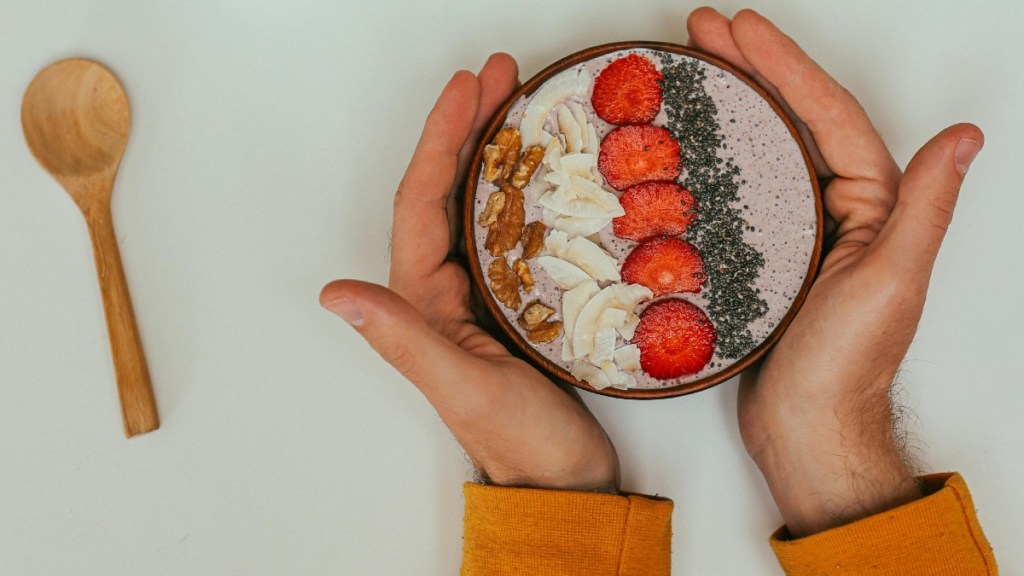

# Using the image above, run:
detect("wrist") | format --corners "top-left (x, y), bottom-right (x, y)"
top-left (743, 380), bottom-right (922, 537)
top-left (472, 430), bottom-right (621, 494)
top-left (755, 428), bottom-right (921, 536)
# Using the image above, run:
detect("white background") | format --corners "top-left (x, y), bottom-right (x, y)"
top-left (2, 1), bottom-right (1021, 574)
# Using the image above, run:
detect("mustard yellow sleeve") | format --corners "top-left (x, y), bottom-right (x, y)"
top-left (460, 483), bottom-right (673, 576)
top-left (770, 473), bottom-right (998, 575)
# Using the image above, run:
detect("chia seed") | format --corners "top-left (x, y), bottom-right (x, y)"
top-left (659, 57), bottom-right (768, 359)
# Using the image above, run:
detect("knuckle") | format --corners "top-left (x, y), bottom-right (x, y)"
top-left (924, 191), bottom-right (958, 232)
top-left (376, 336), bottom-right (420, 379)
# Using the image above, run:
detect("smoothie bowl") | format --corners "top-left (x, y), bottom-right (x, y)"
top-left (463, 42), bottom-right (822, 399)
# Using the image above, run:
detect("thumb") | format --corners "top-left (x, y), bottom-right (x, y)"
top-left (319, 279), bottom-right (479, 398)
top-left (875, 123), bottom-right (984, 274)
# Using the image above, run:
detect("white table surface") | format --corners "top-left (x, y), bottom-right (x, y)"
top-left (2, 1), bottom-right (1021, 573)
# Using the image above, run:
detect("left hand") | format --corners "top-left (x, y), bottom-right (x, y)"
top-left (320, 54), bottom-right (619, 492)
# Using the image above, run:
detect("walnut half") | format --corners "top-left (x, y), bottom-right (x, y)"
top-left (488, 257), bottom-right (521, 311)
top-left (477, 190), bottom-right (506, 227)
top-left (510, 145), bottom-right (545, 189)
top-left (482, 128), bottom-right (522, 184)
top-left (484, 184), bottom-right (525, 257)
top-left (520, 221), bottom-right (546, 259)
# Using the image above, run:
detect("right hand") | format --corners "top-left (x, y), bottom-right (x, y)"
top-left (687, 7), bottom-right (983, 536)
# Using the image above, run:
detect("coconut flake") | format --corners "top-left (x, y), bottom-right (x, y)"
top-left (590, 327), bottom-right (618, 364)
top-left (618, 314), bottom-right (640, 341)
top-left (614, 344), bottom-right (641, 373)
top-left (520, 68), bottom-right (593, 147)
top-left (561, 280), bottom-right (600, 361)
top-left (565, 236), bottom-right (620, 282)
top-left (598, 307), bottom-right (628, 329)
top-left (551, 215), bottom-right (613, 238)
top-left (537, 256), bottom-right (591, 290)
top-left (572, 362), bottom-right (611, 390)
top-left (572, 286), bottom-right (617, 358)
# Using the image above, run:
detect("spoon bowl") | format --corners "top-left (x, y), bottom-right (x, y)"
top-left (22, 59), bottom-right (159, 437)
top-left (23, 59), bottom-right (130, 185)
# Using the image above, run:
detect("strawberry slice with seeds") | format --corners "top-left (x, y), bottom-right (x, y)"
top-left (621, 236), bottom-right (707, 296)
top-left (632, 299), bottom-right (716, 379)
top-left (613, 182), bottom-right (697, 241)
top-left (592, 54), bottom-right (663, 125)
top-left (598, 125), bottom-right (681, 191)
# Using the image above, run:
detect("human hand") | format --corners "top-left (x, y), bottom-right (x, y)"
top-left (319, 54), bottom-right (618, 492)
top-left (687, 8), bottom-right (983, 536)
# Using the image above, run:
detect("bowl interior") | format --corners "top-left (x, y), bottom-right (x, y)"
top-left (463, 42), bottom-right (822, 399)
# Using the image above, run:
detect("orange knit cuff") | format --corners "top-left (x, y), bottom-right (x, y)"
top-left (770, 472), bottom-right (998, 575)
top-left (461, 483), bottom-right (673, 576)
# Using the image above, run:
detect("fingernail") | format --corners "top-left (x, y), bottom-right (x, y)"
top-left (955, 138), bottom-right (982, 175)
top-left (324, 298), bottom-right (364, 327)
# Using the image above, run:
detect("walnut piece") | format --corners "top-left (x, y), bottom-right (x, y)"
top-left (484, 184), bottom-right (525, 257)
top-left (513, 259), bottom-right (534, 292)
top-left (526, 320), bottom-right (563, 344)
top-left (482, 128), bottom-right (522, 183)
top-left (519, 301), bottom-right (561, 344)
top-left (488, 258), bottom-right (521, 311)
top-left (510, 145), bottom-right (545, 188)
top-left (520, 221), bottom-right (546, 259)
top-left (477, 190), bottom-right (506, 227)
top-left (520, 301), bottom-right (555, 328)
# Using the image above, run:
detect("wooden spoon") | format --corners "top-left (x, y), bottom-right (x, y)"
top-left (22, 59), bottom-right (159, 437)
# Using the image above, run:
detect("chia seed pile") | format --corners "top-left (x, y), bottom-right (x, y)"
top-left (659, 57), bottom-right (768, 359)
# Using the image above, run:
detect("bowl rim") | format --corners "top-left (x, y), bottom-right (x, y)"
top-left (462, 40), bottom-right (823, 399)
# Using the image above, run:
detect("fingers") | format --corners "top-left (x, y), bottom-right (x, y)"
top-left (729, 9), bottom-right (899, 190)
top-left (872, 123), bottom-right (984, 275)
top-left (686, 7), bottom-right (754, 74)
top-left (391, 71), bottom-right (481, 284)
top-left (320, 279), bottom-right (490, 405)
top-left (686, 7), bottom-right (831, 177)
top-left (450, 54), bottom-right (520, 252)
top-left (391, 55), bottom-right (520, 292)
top-left (455, 53), bottom-right (520, 176)
top-left (470, 53), bottom-right (520, 145)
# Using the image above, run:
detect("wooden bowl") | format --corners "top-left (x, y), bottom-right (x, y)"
top-left (463, 42), bottom-right (822, 399)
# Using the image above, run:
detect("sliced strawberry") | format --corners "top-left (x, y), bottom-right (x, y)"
top-left (621, 236), bottom-right (707, 296)
top-left (598, 125), bottom-right (681, 191)
top-left (591, 54), bottom-right (663, 125)
top-left (613, 182), bottom-right (697, 241)
top-left (632, 299), bottom-right (716, 379)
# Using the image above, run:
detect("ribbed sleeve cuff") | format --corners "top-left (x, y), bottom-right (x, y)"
top-left (770, 473), bottom-right (997, 575)
top-left (461, 483), bottom-right (673, 576)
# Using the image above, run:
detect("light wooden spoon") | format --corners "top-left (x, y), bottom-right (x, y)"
top-left (22, 58), bottom-right (159, 437)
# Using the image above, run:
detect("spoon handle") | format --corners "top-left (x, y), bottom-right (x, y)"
top-left (83, 202), bottom-right (159, 437)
